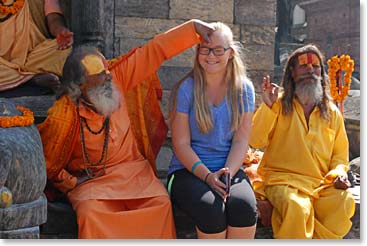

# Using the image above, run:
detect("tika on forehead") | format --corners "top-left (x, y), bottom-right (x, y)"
top-left (298, 53), bottom-right (320, 67)
top-left (81, 54), bottom-right (110, 75)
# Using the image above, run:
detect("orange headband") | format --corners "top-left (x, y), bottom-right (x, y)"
top-left (81, 54), bottom-right (110, 75)
top-left (298, 53), bottom-right (320, 67)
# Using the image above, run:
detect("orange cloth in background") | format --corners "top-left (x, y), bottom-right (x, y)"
top-left (0, 0), bottom-right (70, 91)
top-left (38, 21), bottom-right (201, 238)
top-left (243, 148), bottom-right (263, 166)
top-left (243, 148), bottom-right (263, 186)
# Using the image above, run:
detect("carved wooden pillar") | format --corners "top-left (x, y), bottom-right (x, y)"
top-left (0, 99), bottom-right (47, 239)
top-left (70, 0), bottom-right (115, 59)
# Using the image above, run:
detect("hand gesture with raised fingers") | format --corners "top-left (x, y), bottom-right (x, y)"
top-left (262, 75), bottom-right (280, 108)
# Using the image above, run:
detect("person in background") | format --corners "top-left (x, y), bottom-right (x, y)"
top-left (0, 0), bottom-right (73, 97)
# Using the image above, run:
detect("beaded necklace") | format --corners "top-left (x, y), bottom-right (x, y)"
top-left (77, 106), bottom-right (110, 178)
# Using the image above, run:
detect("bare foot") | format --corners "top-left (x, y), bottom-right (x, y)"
top-left (29, 73), bottom-right (61, 93)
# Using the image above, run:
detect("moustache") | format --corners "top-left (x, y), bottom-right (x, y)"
top-left (100, 80), bottom-right (114, 95)
top-left (102, 80), bottom-right (113, 89)
top-left (295, 73), bottom-right (321, 82)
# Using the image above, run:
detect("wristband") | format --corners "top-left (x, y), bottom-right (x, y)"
top-left (191, 161), bottom-right (204, 173)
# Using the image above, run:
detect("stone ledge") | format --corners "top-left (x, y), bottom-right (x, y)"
top-left (7, 95), bottom-right (56, 124)
top-left (0, 226), bottom-right (41, 239)
top-left (0, 194), bottom-right (47, 231)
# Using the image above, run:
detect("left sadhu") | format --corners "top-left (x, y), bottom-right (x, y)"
top-left (37, 19), bottom-right (214, 238)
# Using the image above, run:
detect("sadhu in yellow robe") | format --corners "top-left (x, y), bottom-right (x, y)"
top-left (249, 99), bottom-right (355, 239)
top-left (38, 21), bottom-right (202, 238)
top-left (0, 0), bottom-right (70, 91)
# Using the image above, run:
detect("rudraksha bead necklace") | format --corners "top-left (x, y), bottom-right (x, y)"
top-left (77, 106), bottom-right (110, 178)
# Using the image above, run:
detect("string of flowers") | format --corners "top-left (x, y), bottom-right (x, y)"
top-left (0, 0), bottom-right (24, 17)
top-left (0, 106), bottom-right (34, 128)
top-left (327, 54), bottom-right (354, 104)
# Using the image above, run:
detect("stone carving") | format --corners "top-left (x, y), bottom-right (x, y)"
top-left (0, 99), bottom-right (47, 239)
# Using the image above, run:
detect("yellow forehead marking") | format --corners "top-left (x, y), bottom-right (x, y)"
top-left (81, 54), bottom-right (109, 75)
top-left (298, 53), bottom-right (320, 67)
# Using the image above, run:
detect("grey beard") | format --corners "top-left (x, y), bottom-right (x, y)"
top-left (295, 75), bottom-right (323, 106)
top-left (86, 81), bottom-right (121, 117)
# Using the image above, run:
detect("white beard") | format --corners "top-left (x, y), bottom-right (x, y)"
top-left (86, 81), bottom-right (121, 117)
top-left (295, 74), bottom-right (323, 106)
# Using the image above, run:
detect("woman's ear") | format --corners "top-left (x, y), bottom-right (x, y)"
top-left (229, 48), bottom-right (234, 59)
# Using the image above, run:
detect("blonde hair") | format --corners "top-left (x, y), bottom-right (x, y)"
top-left (170, 22), bottom-right (248, 133)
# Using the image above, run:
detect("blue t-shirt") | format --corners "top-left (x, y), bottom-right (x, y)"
top-left (168, 76), bottom-right (255, 175)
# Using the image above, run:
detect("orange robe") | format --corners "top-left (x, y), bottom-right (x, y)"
top-left (38, 21), bottom-right (201, 238)
top-left (0, 0), bottom-right (70, 91)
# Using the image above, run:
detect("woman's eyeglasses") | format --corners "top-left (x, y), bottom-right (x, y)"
top-left (198, 46), bottom-right (230, 56)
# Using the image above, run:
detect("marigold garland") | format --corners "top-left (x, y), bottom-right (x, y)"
top-left (327, 54), bottom-right (354, 103)
top-left (0, 106), bottom-right (34, 128)
top-left (0, 0), bottom-right (24, 18)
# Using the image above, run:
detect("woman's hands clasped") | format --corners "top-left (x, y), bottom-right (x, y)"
top-left (206, 167), bottom-right (231, 202)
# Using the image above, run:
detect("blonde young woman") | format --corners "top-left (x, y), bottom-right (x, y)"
top-left (167, 22), bottom-right (257, 239)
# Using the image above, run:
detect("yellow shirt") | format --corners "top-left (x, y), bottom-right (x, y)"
top-left (249, 99), bottom-right (349, 199)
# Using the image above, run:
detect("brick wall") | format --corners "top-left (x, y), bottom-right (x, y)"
top-left (290, 0), bottom-right (360, 77)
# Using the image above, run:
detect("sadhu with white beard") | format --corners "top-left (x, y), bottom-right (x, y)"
top-left (37, 19), bottom-right (214, 238)
top-left (249, 44), bottom-right (355, 239)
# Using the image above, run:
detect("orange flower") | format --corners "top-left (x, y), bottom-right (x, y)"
top-left (327, 54), bottom-right (354, 103)
top-left (0, 0), bottom-right (24, 16)
top-left (0, 106), bottom-right (34, 128)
